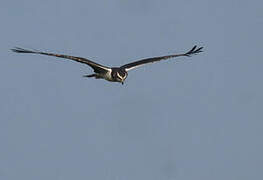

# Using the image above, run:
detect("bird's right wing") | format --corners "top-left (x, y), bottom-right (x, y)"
top-left (11, 47), bottom-right (111, 73)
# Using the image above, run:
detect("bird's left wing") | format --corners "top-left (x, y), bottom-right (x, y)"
top-left (11, 47), bottom-right (111, 73)
top-left (121, 46), bottom-right (203, 71)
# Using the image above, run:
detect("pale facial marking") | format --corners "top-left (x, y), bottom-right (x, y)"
top-left (117, 72), bottom-right (124, 81)
top-left (123, 72), bottom-right (127, 79)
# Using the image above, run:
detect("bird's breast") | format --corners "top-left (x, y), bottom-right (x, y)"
top-left (103, 70), bottom-right (114, 81)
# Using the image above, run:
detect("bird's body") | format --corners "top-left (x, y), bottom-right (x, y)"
top-left (11, 46), bottom-right (203, 84)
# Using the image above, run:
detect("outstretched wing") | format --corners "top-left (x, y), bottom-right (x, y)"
top-left (11, 47), bottom-right (111, 73)
top-left (121, 46), bottom-right (203, 71)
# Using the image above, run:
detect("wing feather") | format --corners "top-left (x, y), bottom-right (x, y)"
top-left (121, 46), bottom-right (203, 71)
top-left (11, 47), bottom-right (110, 73)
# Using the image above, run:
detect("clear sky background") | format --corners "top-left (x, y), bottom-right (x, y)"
top-left (1, 0), bottom-right (262, 179)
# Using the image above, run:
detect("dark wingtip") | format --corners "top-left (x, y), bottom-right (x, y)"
top-left (185, 45), bottom-right (203, 56)
top-left (10, 47), bottom-right (22, 53)
top-left (11, 47), bottom-right (38, 54)
top-left (191, 45), bottom-right (197, 51)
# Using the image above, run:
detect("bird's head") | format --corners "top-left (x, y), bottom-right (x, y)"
top-left (113, 68), bottom-right (128, 84)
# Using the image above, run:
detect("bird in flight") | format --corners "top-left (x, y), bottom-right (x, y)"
top-left (11, 46), bottom-right (203, 84)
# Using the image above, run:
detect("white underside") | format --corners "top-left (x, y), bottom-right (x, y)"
top-left (102, 69), bottom-right (113, 81)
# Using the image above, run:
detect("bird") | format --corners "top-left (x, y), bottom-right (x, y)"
top-left (11, 45), bottom-right (203, 85)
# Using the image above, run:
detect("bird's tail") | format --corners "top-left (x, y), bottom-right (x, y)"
top-left (83, 74), bottom-right (96, 78)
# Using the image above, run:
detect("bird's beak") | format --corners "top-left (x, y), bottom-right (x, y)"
top-left (121, 82), bottom-right (124, 85)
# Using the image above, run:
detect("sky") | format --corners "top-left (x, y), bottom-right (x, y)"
top-left (1, 0), bottom-right (263, 179)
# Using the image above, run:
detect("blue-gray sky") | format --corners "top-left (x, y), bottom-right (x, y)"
top-left (1, 0), bottom-right (263, 179)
